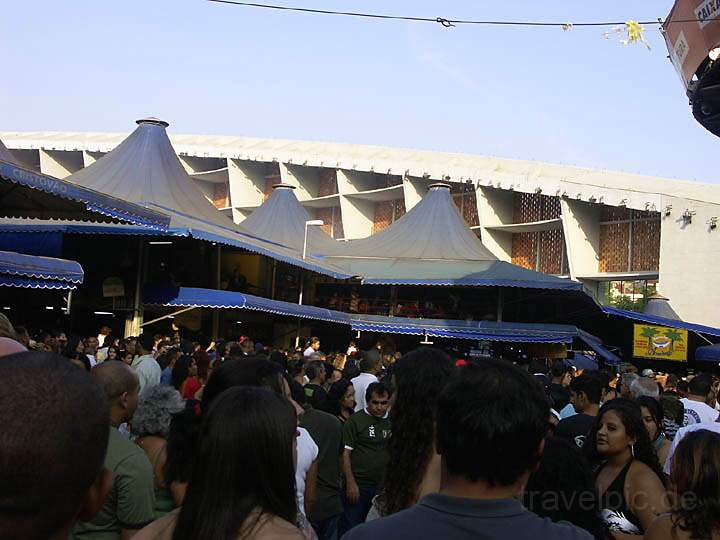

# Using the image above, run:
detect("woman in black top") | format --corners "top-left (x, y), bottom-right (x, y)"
top-left (586, 398), bottom-right (669, 537)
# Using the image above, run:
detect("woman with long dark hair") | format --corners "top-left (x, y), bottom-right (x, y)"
top-left (136, 386), bottom-right (303, 540)
top-left (587, 398), bottom-right (669, 536)
top-left (525, 437), bottom-right (612, 540)
top-left (373, 348), bottom-right (454, 517)
top-left (645, 429), bottom-right (720, 540)
top-left (318, 379), bottom-right (355, 423)
top-left (637, 396), bottom-right (672, 467)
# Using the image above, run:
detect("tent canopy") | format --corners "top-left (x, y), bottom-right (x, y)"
top-left (0, 160), bottom-right (170, 229)
top-left (143, 286), bottom-right (349, 324)
top-left (62, 119), bottom-right (352, 278)
top-left (326, 183), bottom-right (497, 261)
top-left (695, 344), bottom-right (720, 363)
top-left (643, 294), bottom-right (680, 320)
top-left (144, 286), bottom-right (612, 345)
top-left (243, 181), bottom-right (584, 291)
top-left (602, 305), bottom-right (720, 338)
top-left (240, 183), bottom-right (341, 255)
top-left (0, 249), bottom-right (83, 289)
top-left (324, 184), bottom-right (583, 290)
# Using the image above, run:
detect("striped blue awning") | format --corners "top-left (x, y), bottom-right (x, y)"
top-left (0, 250), bottom-right (83, 289)
top-left (602, 305), bottom-right (720, 338)
top-left (1, 161), bottom-right (170, 230)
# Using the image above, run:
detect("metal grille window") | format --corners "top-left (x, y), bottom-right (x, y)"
top-left (372, 199), bottom-right (405, 233)
top-left (511, 193), bottom-right (567, 275)
top-left (598, 208), bottom-right (660, 273)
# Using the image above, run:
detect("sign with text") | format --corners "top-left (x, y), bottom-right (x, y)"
top-left (633, 324), bottom-right (688, 361)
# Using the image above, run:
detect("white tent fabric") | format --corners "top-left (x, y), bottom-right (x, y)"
top-left (62, 119), bottom-right (351, 278)
top-left (643, 294), bottom-right (680, 320)
top-left (65, 118), bottom-right (235, 228)
top-left (324, 184), bottom-right (497, 261)
top-left (240, 184), bottom-right (341, 255)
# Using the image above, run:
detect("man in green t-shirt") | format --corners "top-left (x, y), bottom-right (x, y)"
top-left (72, 362), bottom-right (156, 539)
top-left (339, 381), bottom-right (392, 536)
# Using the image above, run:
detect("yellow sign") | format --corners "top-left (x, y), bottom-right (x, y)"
top-left (633, 324), bottom-right (688, 362)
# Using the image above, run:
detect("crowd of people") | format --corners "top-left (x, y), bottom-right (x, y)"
top-left (1, 312), bottom-right (720, 540)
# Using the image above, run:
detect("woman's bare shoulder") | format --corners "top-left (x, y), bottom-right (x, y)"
top-left (644, 513), bottom-right (680, 540)
top-left (250, 515), bottom-right (305, 539)
top-left (133, 510), bottom-right (179, 540)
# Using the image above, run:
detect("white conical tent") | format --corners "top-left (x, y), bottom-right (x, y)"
top-left (63, 118), bottom-right (351, 278)
top-left (643, 294), bottom-right (680, 320)
top-left (65, 118), bottom-right (235, 228)
top-left (320, 184), bottom-right (583, 290)
top-left (240, 184), bottom-right (341, 255)
top-left (326, 184), bottom-right (497, 260)
top-left (0, 138), bottom-right (19, 164)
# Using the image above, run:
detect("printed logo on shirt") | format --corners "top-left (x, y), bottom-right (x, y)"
top-left (574, 435), bottom-right (586, 448)
top-left (684, 409), bottom-right (702, 426)
top-left (369, 425), bottom-right (375, 437)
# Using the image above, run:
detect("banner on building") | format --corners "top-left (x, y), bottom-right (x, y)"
top-left (633, 324), bottom-right (688, 361)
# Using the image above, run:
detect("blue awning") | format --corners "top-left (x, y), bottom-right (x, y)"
top-left (143, 286), bottom-right (619, 349)
top-left (695, 344), bottom-right (720, 363)
top-left (349, 314), bottom-right (579, 342)
top-left (602, 305), bottom-right (720, 338)
top-left (0, 250), bottom-right (83, 289)
top-left (577, 329), bottom-right (622, 365)
top-left (0, 220), bottom-right (354, 279)
top-left (568, 353), bottom-right (599, 371)
top-left (0, 161), bottom-right (170, 230)
top-left (143, 286), bottom-right (350, 324)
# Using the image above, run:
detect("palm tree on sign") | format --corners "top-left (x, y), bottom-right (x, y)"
top-left (663, 329), bottom-right (684, 355)
top-left (640, 326), bottom-right (660, 350)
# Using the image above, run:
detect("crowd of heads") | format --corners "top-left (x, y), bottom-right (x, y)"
top-left (1, 313), bottom-right (720, 540)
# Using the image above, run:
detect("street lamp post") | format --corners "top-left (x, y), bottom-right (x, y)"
top-left (296, 219), bottom-right (324, 347)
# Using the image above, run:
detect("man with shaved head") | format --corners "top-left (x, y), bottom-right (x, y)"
top-left (0, 352), bottom-right (112, 540)
top-left (71, 361), bottom-right (156, 539)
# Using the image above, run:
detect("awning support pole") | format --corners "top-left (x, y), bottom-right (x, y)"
top-left (271, 260), bottom-right (277, 299)
top-left (295, 270), bottom-right (304, 348)
top-left (141, 307), bottom-right (198, 328)
top-left (212, 245), bottom-right (221, 340)
top-left (497, 289), bottom-right (504, 322)
top-left (125, 238), bottom-right (144, 338)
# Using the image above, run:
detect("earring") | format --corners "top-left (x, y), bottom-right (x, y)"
top-left (630, 444), bottom-right (635, 459)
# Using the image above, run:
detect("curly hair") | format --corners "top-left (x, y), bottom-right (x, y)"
top-left (379, 348), bottom-right (454, 516)
top-left (131, 385), bottom-right (185, 438)
top-left (670, 430), bottom-right (720, 540)
top-left (585, 398), bottom-right (663, 480)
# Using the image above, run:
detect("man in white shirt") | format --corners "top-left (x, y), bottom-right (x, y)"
top-left (351, 352), bottom-right (381, 412)
top-left (304, 337), bottom-right (321, 358)
top-left (296, 427), bottom-right (319, 518)
top-left (84, 336), bottom-right (99, 368)
top-left (131, 333), bottom-right (161, 396)
top-left (96, 325), bottom-right (112, 348)
top-left (680, 374), bottom-right (719, 426)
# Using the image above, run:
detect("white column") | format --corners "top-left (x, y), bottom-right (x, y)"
top-left (476, 186), bottom-right (513, 261)
top-left (337, 169), bottom-right (374, 239)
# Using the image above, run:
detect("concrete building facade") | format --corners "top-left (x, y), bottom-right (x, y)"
top-left (2, 129), bottom-right (719, 327)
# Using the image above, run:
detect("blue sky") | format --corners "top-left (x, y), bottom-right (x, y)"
top-left (1, 0), bottom-right (717, 182)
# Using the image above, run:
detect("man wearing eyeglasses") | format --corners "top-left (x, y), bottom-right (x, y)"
top-left (339, 382), bottom-right (392, 536)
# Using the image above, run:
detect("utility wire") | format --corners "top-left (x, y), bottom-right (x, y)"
top-left (207, 0), bottom-right (714, 29)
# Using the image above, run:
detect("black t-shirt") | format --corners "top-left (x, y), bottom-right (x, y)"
top-left (555, 413), bottom-right (596, 449)
top-left (304, 383), bottom-right (328, 408)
